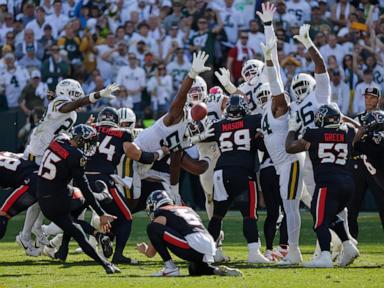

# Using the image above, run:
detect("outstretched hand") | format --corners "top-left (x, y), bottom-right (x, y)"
top-left (293, 24), bottom-right (314, 50)
top-left (256, 2), bottom-right (276, 24)
top-left (188, 51), bottom-right (211, 79)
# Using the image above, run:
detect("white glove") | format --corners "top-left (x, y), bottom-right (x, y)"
top-left (190, 122), bottom-right (215, 144)
top-left (256, 2), bottom-right (276, 24)
top-left (288, 113), bottom-right (302, 132)
top-left (170, 184), bottom-right (182, 205)
top-left (293, 24), bottom-right (314, 50)
top-left (214, 68), bottom-right (237, 94)
top-left (188, 51), bottom-right (211, 79)
top-left (89, 83), bottom-right (120, 103)
top-left (260, 38), bottom-right (276, 61)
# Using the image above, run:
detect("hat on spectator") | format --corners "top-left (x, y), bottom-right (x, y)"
top-left (162, 0), bottom-right (172, 7)
top-left (2, 44), bottom-right (12, 54)
top-left (4, 53), bottom-right (15, 60)
top-left (364, 87), bottom-right (381, 98)
top-left (281, 56), bottom-right (301, 67)
top-left (31, 70), bottom-right (41, 79)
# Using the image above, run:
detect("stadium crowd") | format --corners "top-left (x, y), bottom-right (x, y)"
top-left (0, 0), bottom-right (383, 128)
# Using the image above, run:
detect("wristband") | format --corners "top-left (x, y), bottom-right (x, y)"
top-left (156, 149), bottom-right (164, 160)
top-left (264, 21), bottom-right (272, 26)
top-left (89, 92), bottom-right (98, 103)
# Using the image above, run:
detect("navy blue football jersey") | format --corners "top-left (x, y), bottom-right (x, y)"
top-left (86, 126), bottom-right (132, 175)
top-left (211, 114), bottom-right (261, 171)
top-left (303, 125), bottom-right (355, 182)
top-left (154, 205), bottom-right (207, 236)
top-left (0, 152), bottom-right (38, 189)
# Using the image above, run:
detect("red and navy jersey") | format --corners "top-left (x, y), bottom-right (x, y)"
top-left (303, 125), bottom-right (355, 182)
top-left (0, 152), bottom-right (38, 189)
top-left (37, 135), bottom-right (104, 215)
top-left (154, 205), bottom-right (207, 236)
top-left (211, 114), bottom-right (261, 171)
top-left (86, 126), bottom-right (132, 175)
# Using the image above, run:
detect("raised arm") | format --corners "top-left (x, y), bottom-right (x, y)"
top-left (294, 24), bottom-right (330, 105)
top-left (261, 39), bottom-right (288, 117)
top-left (59, 83), bottom-right (120, 113)
top-left (163, 51), bottom-right (211, 126)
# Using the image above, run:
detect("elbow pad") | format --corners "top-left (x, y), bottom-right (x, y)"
top-left (138, 151), bottom-right (155, 164)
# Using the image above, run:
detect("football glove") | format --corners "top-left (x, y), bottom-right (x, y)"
top-left (188, 51), bottom-right (211, 79)
top-left (293, 24), bottom-right (314, 50)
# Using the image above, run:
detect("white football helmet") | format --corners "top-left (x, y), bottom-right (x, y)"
top-left (117, 107), bottom-right (136, 130)
top-left (55, 79), bottom-right (85, 100)
top-left (187, 76), bottom-right (207, 106)
top-left (255, 83), bottom-right (271, 108)
top-left (241, 59), bottom-right (264, 83)
top-left (290, 73), bottom-right (316, 103)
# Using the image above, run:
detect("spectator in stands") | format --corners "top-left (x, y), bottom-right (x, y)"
top-left (131, 22), bottom-right (159, 57)
top-left (163, 1), bottom-right (183, 33)
top-left (147, 63), bottom-right (173, 118)
top-left (15, 29), bottom-right (44, 60)
top-left (285, 0), bottom-right (311, 26)
top-left (93, 32), bottom-right (116, 82)
top-left (0, 13), bottom-right (14, 46)
top-left (116, 53), bottom-right (145, 114)
top-left (26, 6), bottom-right (58, 40)
top-left (17, 106), bottom-right (45, 151)
top-left (47, 0), bottom-right (69, 34)
top-left (227, 31), bottom-right (256, 84)
top-left (330, 0), bottom-right (355, 28)
top-left (342, 54), bottom-right (358, 92)
top-left (353, 69), bottom-right (380, 114)
top-left (142, 52), bottom-right (157, 80)
top-left (130, 40), bottom-right (149, 66)
top-left (39, 25), bottom-right (56, 61)
top-left (19, 44), bottom-right (41, 73)
top-left (320, 33), bottom-right (345, 65)
top-left (330, 69), bottom-right (350, 115)
top-left (110, 86), bottom-right (132, 110)
top-left (103, 41), bottom-right (129, 82)
top-left (21, 3), bottom-right (36, 27)
top-left (218, 0), bottom-right (242, 49)
top-left (58, 23), bottom-right (82, 65)
top-left (2, 31), bottom-right (15, 53)
top-left (167, 48), bottom-right (191, 96)
top-left (124, 21), bottom-right (139, 44)
top-left (18, 70), bottom-right (48, 115)
top-left (161, 25), bottom-right (183, 61)
top-left (248, 20), bottom-right (264, 56)
top-left (41, 45), bottom-right (69, 91)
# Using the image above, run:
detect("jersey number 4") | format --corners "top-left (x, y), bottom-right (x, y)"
top-left (318, 143), bottom-right (348, 165)
top-left (99, 136), bottom-right (116, 161)
top-left (219, 129), bottom-right (250, 152)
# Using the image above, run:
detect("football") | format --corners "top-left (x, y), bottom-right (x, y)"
top-left (191, 102), bottom-right (208, 121)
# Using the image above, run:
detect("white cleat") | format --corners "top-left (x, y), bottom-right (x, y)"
top-left (248, 249), bottom-right (272, 264)
top-left (338, 241), bottom-right (359, 267)
top-left (43, 245), bottom-right (57, 259)
top-left (214, 265), bottom-right (243, 277)
top-left (32, 227), bottom-right (49, 246)
top-left (16, 233), bottom-right (42, 257)
top-left (151, 266), bottom-right (180, 277)
top-left (214, 248), bottom-right (230, 263)
top-left (264, 250), bottom-right (275, 262)
top-left (74, 247), bottom-right (83, 254)
top-left (278, 247), bottom-right (302, 265)
top-left (304, 251), bottom-right (333, 268)
top-left (272, 246), bottom-right (288, 260)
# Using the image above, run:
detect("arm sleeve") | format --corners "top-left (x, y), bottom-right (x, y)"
top-left (264, 25), bottom-right (283, 88)
top-left (302, 127), bottom-right (313, 142)
top-left (72, 164), bottom-right (105, 216)
top-left (314, 72), bottom-right (331, 105)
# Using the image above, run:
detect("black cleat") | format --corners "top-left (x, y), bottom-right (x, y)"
top-left (112, 255), bottom-right (139, 265)
top-left (96, 233), bottom-right (113, 258)
top-left (104, 263), bottom-right (121, 274)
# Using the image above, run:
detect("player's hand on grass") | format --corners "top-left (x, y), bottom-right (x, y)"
top-left (136, 242), bottom-right (148, 254)
top-left (99, 214), bottom-right (117, 233)
top-left (188, 51), bottom-right (211, 79)
top-left (293, 24), bottom-right (314, 49)
top-left (256, 2), bottom-right (276, 24)
top-left (214, 68), bottom-right (237, 94)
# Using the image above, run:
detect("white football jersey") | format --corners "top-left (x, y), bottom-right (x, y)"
top-left (134, 108), bottom-right (189, 152)
top-left (24, 95), bottom-right (77, 161)
top-left (261, 101), bottom-right (301, 170)
top-left (205, 93), bottom-right (225, 121)
top-left (238, 72), bottom-right (267, 115)
top-left (0, 67), bottom-right (29, 108)
top-left (290, 92), bottom-right (320, 130)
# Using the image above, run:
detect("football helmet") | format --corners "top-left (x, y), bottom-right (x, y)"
top-left (70, 124), bottom-right (98, 157)
top-left (314, 103), bottom-right (341, 128)
top-left (55, 79), bottom-right (85, 101)
top-left (361, 110), bottom-right (384, 132)
top-left (97, 107), bottom-right (120, 127)
top-left (146, 190), bottom-right (173, 219)
top-left (290, 73), bottom-right (316, 103)
top-left (187, 76), bottom-right (207, 106)
top-left (241, 59), bottom-right (264, 83)
top-left (254, 83), bottom-right (271, 108)
top-left (117, 107), bottom-right (136, 130)
top-left (225, 95), bottom-right (249, 119)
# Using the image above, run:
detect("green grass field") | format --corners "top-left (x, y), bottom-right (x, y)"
top-left (0, 211), bottom-right (383, 288)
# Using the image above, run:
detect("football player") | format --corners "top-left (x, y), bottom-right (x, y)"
top-left (37, 124), bottom-right (119, 273)
top-left (18, 79), bottom-right (119, 254)
top-left (196, 95), bottom-right (270, 263)
top-left (136, 190), bottom-right (242, 277)
top-left (257, 3), bottom-right (305, 265)
top-left (131, 51), bottom-right (211, 204)
top-left (286, 104), bottom-right (360, 267)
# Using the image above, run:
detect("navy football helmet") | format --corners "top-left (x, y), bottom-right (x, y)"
top-left (70, 124), bottom-right (98, 156)
top-left (314, 103), bottom-right (341, 128)
top-left (146, 190), bottom-right (173, 218)
top-left (225, 95), bottom-right (249, 119)
top-left (361, 110), bottom-right (384, 132)
top-left (97, 107), bottom-right (120, 127)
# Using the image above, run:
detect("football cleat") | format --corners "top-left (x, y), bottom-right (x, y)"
top-left (248, 249), bottom-right (272, 264)
top-left (104, 263), bottom-right (121, 274)
top-left (272, 246), bottom-right (288, 260)
top-left (95, 233), bottom-right (113, 258)
top-left (112, 255), bottom-right (139, 265)
top-left (264, 250), bottom-right (276, 262)
top-left (303, 251), bottom-right (333, 268)
top-left (151, 266), bottom-right (180, 277)
top-left (73, 247), bottom-right (83, 254)
top-left (16, 233), bottom-right (42, 257)
top-left (213, 265), bottom-right (243, 277)
top-left (278, 247), bottom-right (302, 265)
top-left (214, 248), bottom-right (230, 263)
top-left (338, 241), bottom-right (359, 267)
top-left (32, 226), bottom-right (49, 246)
top-left (43, 245), bottom-right (57, 259)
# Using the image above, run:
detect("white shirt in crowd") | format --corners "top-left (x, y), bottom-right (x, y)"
top-left (218, 6), bottom-right (242, 46)
top-left (109, 52), bottom-right (129, 82)
top-left (167, 59), bottom-right (191, 93)
top-left (353, 81), bottom-right (380, 114)
top-left (116, 65), bottom-right (146, 104)
top-left (331, 81), bottom-right (350, 115)
top-left (373, 64), bottom-right (384, 91)
top-left (95, 44), bottom-right (115, 82)
top-left (147, 75), bottom-right (173, 107)
top-left (130, 34), bottom-right (159, 57)
top-left (0, 66), bottom-right (30, 108)
top-left (161, 35), bottom-right (184, 59)
top-left (47, 13), bottom-right (69, 34)
top-left (248, 31), bottom-right (265, 55)
top-left (285, 0), bottom-right (311, 26)
top-left (25, 19), bottom-right (58, 40)
top-left (319, 43), bottom-right (346, 65)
